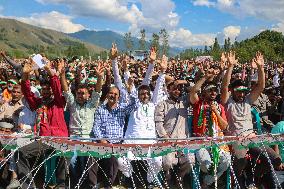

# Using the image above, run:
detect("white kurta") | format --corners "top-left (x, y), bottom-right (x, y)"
top-left (124, 102), bottom-right (156, 144)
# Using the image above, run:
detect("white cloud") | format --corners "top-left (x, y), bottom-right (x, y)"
top-left (192, 0), bottom-right (284, 44)
top-left (194, 0), bottom-right (284, 23)
top-left (13, 11), bottom-right (85, 33)
top-left (36, 0), bottom-right (179, 36)
top-left (37, 0), bottom-right (142, 24)
top-left (235, 1), bottom-right (284, 22)
top-left (236, 26), bottom-right (267, 41)
top-left (217, 0), bottom-right (234, 7)
top-left (223, 25), bottom-right (241, 40)
top-left (169, 28), bottom-right (215, 48)
top-left (192, 0), bottom-right (215, 7)
top-left (272, 22), bottom-right (284, 33)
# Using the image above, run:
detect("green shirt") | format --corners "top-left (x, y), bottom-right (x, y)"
top-left (271, 121), bottom-right (284, 160)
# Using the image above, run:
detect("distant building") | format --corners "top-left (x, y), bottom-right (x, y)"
top-left (195, 56), bottom-right (213, 62)
top-left (131, 50), bottom-right (150, 61)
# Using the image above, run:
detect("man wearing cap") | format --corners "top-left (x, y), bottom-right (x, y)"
top-left (0, 121), bottom-right (14, 188)
top-left (221, 51), bottom-right (265, 137)
top-left (86, 76), bottom-right (97, 95)
top-left (189, 70), bottom-right (230, 187)
top-left (221, 51), bottom-right (281, 188)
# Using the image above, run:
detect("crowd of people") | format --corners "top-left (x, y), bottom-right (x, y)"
top-left (0, 44), bottom-right (283, 189)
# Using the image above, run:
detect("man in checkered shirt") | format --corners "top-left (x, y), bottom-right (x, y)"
top-left (89, 43), bottom-right (138, 189)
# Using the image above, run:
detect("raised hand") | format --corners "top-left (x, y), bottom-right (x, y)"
top-left (220, 52), bottom-right (227, 70)
top-left (204, 68), bottom-right (216, 79)
top-left (149, 47), bottom-right (157, 63)
top-left (23, 58), bottom-right (34, 74)
top-left (227, 51), bottom-right (238, 67)
top-left (160, 55), bottom-right (168, 73)
top-left (56, 59), bottom-right (65, 75)
top-left (95, 62), bottom-right (105, 78)
top-left (104, 62), bottom-right (111, 73)
top-left (43, 57), bottom-right (56, 76)
top-left (251, 57), bottom-right (257, 69)
top-left (255, 51), bottom-right (264, 67)
top-left (42, 57), bottom-right (51, 69)
top-left (122, 59), bottom-right (128, 71)
top-left (126, 77), bottom-right (134, 93)
top-left (110, 43), bottom-right (118, 60)
top-left (0, 50), bottom-right (5, 57)
top-left (220, 52), bottom-right (227, 63)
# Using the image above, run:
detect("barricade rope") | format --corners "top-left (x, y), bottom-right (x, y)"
top-left (0, 133), bottom-right (283, 158)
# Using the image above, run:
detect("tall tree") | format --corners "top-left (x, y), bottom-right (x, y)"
top-left (211, 37), bottom-right (221, 60)
top-left (150, 33), bottom-right (160, 54)
top-left (224, 37), bottom-right (231, 52)
top-left (204, 45), bottom-right (209, 55)
top-left (227, 37), bottom-right (231, 50)
top-left (159, 29), bottom-right (169, 56)
top-left (139, 29), bottom-right (146, 50)
top-left (213, 37), bottom-right (220, 51)
top-left (124, 32), bottom-right (133, 53)
top-left (224, 38), bottom-right (228, 51)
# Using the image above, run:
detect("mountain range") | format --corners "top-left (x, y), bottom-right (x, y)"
top-left (0, 18), bottom-right (181, 58)
top-left (0, 18), bottom-right (104, 57)
top-left (69, 29), bottom-right (182, 56)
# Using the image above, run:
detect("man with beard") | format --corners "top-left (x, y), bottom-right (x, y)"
top-left (60, 59), bottom-right (103, 138)
top-left (189, 70), bottom-right (230, 187)
top-left (59, 59), bottom-right (104, 187)
top-left (90, 44), bottom-right (137, 189)
top-left (18, 58), bottom-right (68, 189)
top-left (0, 84), bottom-right (23, 125)
top-left (117, 47), bottom-right (166, 187)
top-left (0, 79), bottom-right (18, 104)
top-left (155, 78), bottom-right (193, 188)
top-left (221, 51), bottom-right (281, 188)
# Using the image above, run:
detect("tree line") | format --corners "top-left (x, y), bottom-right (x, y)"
top-left (179, 30), bottom-right (284, 63)
top-left (123, 28), bottom-right (170, 57)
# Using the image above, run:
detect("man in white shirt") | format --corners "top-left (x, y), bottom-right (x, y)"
top-left (117, 47), bottom-right (166, 187)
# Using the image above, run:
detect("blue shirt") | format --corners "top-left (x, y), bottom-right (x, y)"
top-left (93, 96), bottom-right (137, 143)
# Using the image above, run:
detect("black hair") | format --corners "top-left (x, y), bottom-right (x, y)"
top-left (40, 80), bottom-right (50, 87)
top-left (230, 79), bottom-right (248, 89)
top-left (76, 84), bottom-right (90, 94)
top-left (138, 85), bottom-right (151, 95)
top-left (167, 80), bottom-right (176, 89)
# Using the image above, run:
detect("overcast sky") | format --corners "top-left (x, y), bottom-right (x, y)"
top-left (1, 0), bottom-right (284, 48)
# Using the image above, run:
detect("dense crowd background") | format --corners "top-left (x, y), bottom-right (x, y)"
top-left (0, 45), bottom-right (283, 189)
